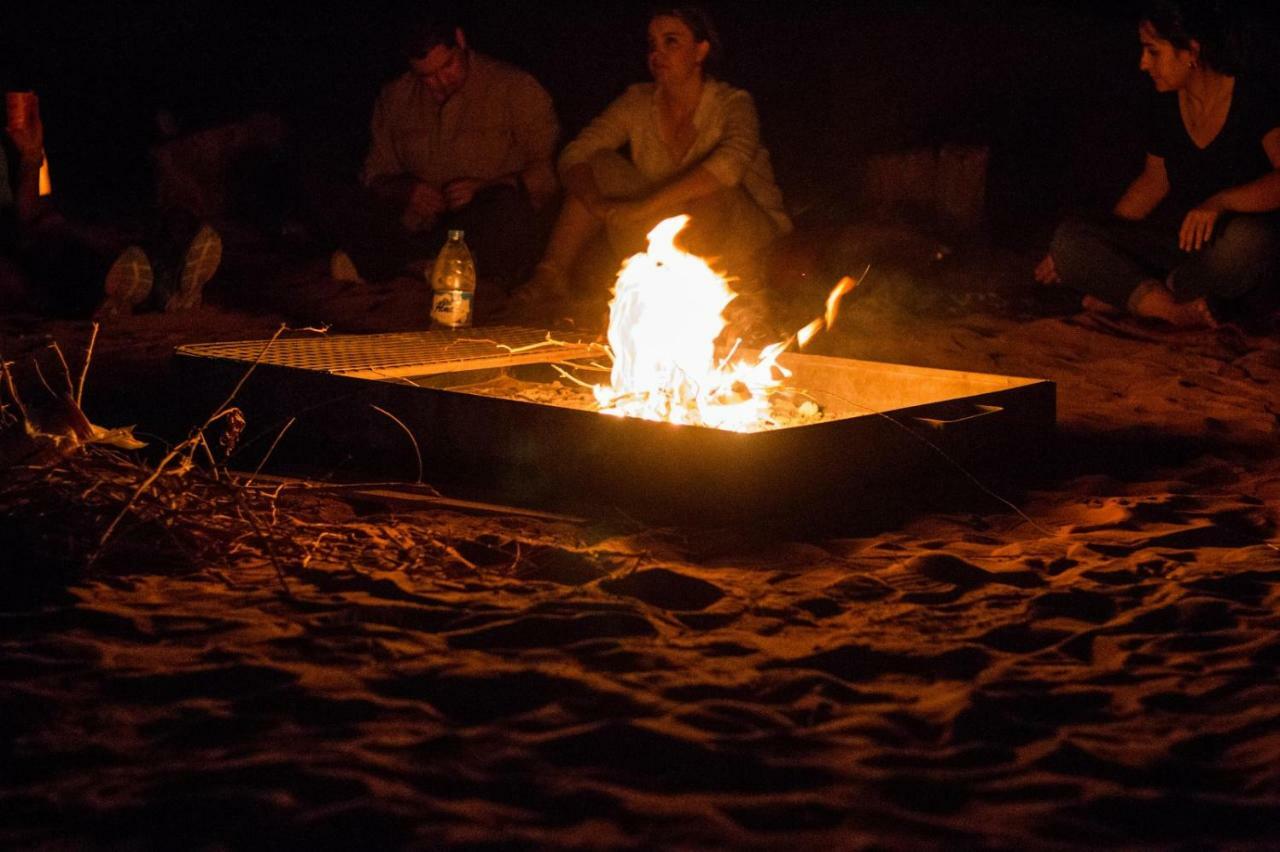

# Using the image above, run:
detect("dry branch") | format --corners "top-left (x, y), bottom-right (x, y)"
top-left (1, 329), bottom-right (525, 595)
top-left (76, 323), bottom-right (99, 406)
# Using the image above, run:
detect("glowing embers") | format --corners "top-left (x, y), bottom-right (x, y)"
top-left (593, 215), bottom-right (855, 432)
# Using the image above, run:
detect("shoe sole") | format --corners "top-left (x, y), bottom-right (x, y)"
top-left (96, 246), bottom-right (154, 319)
top-left (166, 225), bottom-right (222, 312)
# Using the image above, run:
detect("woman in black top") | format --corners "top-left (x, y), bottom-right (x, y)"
top-left (1037, 0), bottom-right (1280, 328)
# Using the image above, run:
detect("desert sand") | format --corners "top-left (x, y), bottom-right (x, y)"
top-left (2, 256), bottom-right (1279, 849)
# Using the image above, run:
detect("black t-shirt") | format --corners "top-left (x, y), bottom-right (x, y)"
top-left (1145, 78), bottom-right (1280, 212)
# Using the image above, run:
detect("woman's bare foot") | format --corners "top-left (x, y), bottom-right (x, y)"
top-left (1128, 280), bottom-right (1217, 329)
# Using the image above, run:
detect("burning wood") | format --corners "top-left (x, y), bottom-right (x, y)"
top-left (592, 215), bottom-right (858, 432)
top-left (466, 373), bottom-right (827, 430)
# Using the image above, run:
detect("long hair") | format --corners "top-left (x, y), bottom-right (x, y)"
top-left (1141, 0), bottom-right (1242, 75)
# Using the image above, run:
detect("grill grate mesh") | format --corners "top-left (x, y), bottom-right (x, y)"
top-left (176, 326), bottom-right (601, 379)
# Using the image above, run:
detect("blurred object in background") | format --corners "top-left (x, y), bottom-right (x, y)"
top-left (5, 91), bottom-right (52, 196)
top-left (150, 112), bottom-right (295, 244)
top-left (5, 91), bottom-right (36, 129)
top-left (862, 144), bottom-right (989, 241)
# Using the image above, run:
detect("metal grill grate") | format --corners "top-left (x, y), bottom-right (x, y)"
top-left (176, 326), bottom-right (602, 379)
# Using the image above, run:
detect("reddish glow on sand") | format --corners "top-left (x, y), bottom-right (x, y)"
top-left (594, 215), bottom-right (857, 432)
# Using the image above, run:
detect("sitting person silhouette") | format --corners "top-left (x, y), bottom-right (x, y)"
top-left (508, 5), bottom-right (791, 320)
top-left (329, 14), bottom-right (559, 289)
top-left (1, 91), bottom-right (221, 318)
top-left (1036, 1), bottom-right (1280, 328)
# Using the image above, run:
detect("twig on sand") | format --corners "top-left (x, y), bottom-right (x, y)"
top-left (229, 494), bottom-right (292, 596)
top-left (244, 416), bottom-right (297, 487)
top-left (94, 325), bottom-right (290, 571)
top-left (195, 431), bottom-right (222, 481)
top-left (47, 341), bottom-right (75, 398)
top-left (370, 404), bottom-right (424, 484)
top-left (203, 324), bottom-right (289, 433)
top-left (4, 322), bottom-right (519, 596)
top-left (76, 322), bottom-right (99, 406)
top-left (1, 358), bottom-right (29, 422)
top-left (94, 441), bottom-right (192, 556)
top-left (30, 357), bottom-right (57, 399)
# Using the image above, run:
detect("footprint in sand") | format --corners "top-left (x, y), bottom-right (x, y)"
top-left (905, 553), bottom-right (1044, 589)
top-left (1030, 589), bottom-right (1118, 623)
top-left (599, 567), bottom-right (725, 611)
top-left (825, 574), bottom-right (895, 601)
top-left (516, 545), bottom-right (613, 586)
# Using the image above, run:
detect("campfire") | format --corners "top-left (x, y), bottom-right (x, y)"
top-left (594, 215), bottom-right (856, 432)
top-left (175, 221), bottom-right (1054, 524)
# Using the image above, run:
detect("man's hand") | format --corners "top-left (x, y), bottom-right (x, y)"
top-left (1034, 253), bottom-right (1060, 285)
top-left (1180, 197), bottom-right (1225, 251)
top-left (406, 181), bottom-right (446, 224)
top-left (5, 96), bottom-right (45, 165)
top-left (443, 177), bottom-right (484, 211)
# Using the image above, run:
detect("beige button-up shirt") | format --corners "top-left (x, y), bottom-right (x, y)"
top-left (361, 53), bottom-right (558, 188)
top-left (559, 79), bottom-right (791, 232)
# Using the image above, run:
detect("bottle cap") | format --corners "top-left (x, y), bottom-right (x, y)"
top-left (447, 229), bottom-right (464, 240)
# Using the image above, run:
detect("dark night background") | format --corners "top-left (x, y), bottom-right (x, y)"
top-left (6, 7), bottom-right (1280, 849)
top-left (3, 1), bottom-right (1279, 246)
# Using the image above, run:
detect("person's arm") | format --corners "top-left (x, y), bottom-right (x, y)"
top-left (559, 160), bottom-right (608, 217)
top-left (510, 75), bottom-right (559, 210)
top-left (443, 74), bottom-right (559, 212)
top-left (1179, 127), bottom-right (1280, 251)
top-left (1036, 153), bottom-right (1170, 284)
top-left (1113, 154), bottom-right (1170, 221)
top-left (361, 88), bottom-right (403, 199)
top-left (362, 91), bottom-right (446, 228)
top-left (617, 165), bottom-right (723, 223)
top-left (619, 88), bottom-right (762, 223)
top-left (360, 84), bottom-right (443, 220)
top-left (1203, 127), bottom-right (1280, 213)
top-left (557, 88), bottom-right (636, 213)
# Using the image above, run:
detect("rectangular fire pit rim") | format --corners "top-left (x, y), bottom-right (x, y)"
top-left (773, 349), bottom-right (1052, 388)
top-left (174, 330), bottom-right (1054, 390)
top-left (172, 326), bottom-right (602, 378)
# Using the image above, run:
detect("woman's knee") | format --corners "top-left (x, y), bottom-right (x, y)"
top-left (1188, 216), bottom-right (1280, 299)
top-left (1049, 216), bottom-right (1109, 263)
top-left (681, 189), bottom-right (778, 266)
top-left (1211, 216), bottom-right (1280, 268)
top-left (589, 151), bottom-right (647, 199)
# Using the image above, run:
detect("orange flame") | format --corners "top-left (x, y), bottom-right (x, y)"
top-left (825, 275), bottom-right (856, 329)
top-left (796, 318), bottom-right (824, 349)
top-left (594, 216), bottom-right (859, 432)
top-left (38, 154), bottom-right (52, 197)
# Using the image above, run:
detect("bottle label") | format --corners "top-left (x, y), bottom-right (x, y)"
top-left (431, 289), bottom-right (473, 328)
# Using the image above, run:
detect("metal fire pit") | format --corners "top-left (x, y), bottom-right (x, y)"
top-left (175, 327), bottom-right (1055, 528)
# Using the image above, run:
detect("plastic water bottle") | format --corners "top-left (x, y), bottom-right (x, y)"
top-left (430, 229), bottom-right (476, 328)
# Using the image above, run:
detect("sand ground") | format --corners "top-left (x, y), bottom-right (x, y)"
top-left (2, 253), bottom-right (1279, 849)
